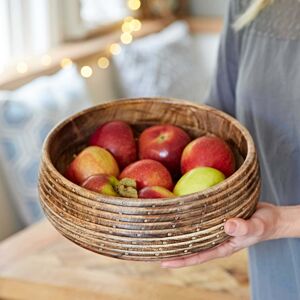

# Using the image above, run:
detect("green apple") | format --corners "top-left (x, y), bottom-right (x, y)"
top-left (173, 167), bottom-right (225, 196)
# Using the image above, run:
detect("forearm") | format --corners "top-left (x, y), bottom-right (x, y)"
top-left (275, 205), bottom-right (300, 239)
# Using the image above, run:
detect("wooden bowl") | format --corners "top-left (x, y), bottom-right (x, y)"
top-left (38, 98), bottom-right (260, 261)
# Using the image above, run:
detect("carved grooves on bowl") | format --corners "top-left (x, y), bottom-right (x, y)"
top-left (38, 98), bottom-right (261, 261)
top-left (39, 166), bottom-right (259, 233)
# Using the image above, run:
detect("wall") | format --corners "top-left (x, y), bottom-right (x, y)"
top-left (0, 167), bottom-right (22, 239)
top-left (193, 33), bottom-right (220, 100)
top-left (189, 0), bottom-right (227, 16)
top-left (78, 60), bottom-right (121, 104)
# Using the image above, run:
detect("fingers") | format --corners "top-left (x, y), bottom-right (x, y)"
top-left (160, 255), bottom-right (200, 268)
top-left (161, 208), bottom-right (270, 269)
top-left (225, 217), bottom-right (265, 237)
top-left (161, 242), bottom-right (234, 268)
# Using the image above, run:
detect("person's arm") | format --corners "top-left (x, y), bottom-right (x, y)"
top-left (160, 1), bottom-right (300, 269)
top-left (275, 205), bottom-right (300, 238)
top-left (203, 0), bottom-right (241, 117)
top-left (161, 203), bottom-right (300, 268)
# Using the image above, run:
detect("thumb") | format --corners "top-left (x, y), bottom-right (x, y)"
top-left (224, 217), bottom-right (265, 237)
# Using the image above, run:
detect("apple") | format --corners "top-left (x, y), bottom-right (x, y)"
top-left (65, 146), bottom-right (119, 184)
top-left (181, 136), bottom-right (235, 177)
top-left (81, 174), bottom-right (119, 196)
top-left (139, 124), bottom-right (191, 176)
top-left (138, 186), bottom-right (175, 199)
top-left (119, 159), bottom-right (173, 190)
top-left (173, 167), bottom-right (225, 196)
top-left (89, 120), bottom-right (137, 169)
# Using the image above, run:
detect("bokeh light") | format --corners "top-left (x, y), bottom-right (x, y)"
top-left (16, 62), bottom-right (28, 74)
top-left (60, 58), bottom-right (73, 68)
top-left (80, 66), bottom-right (93, 78)
top-left (109, 43), bottom-right (122, 55)
top-left (97, 57), bottom-right (110, 69)
top-left (120, 32), bottom-right (133, 44)
top-left (127, 0), bottom-right (141, 10)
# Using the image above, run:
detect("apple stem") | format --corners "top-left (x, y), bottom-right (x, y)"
top-left (116, 178), bottom-right (138, 198)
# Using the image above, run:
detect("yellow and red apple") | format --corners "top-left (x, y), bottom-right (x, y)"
top-left (119, 159), bottom-right (173, 190)
top-left (138, 186), bottom-right (175, 199)
top-left (81, 174), bottom-right (119, 196)
top-left (65, 146), bottom-right (119, 184)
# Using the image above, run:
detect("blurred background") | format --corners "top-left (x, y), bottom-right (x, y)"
top-left (0, 0), bottom-right (227, 240)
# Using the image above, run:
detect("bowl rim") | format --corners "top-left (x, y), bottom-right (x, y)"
top-left (41, 97), bottom-right (256, 205)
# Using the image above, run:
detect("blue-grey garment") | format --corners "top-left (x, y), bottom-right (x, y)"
top-left (205, 0), bottom-right (300, 299)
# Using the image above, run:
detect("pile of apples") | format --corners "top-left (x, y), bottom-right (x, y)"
top-left (65, 120), bottom-right (236, 198)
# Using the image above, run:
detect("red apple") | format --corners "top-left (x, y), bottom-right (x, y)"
top-left (65, 146), bottom-right (119, 184)
top-left (139, 186), bottom-right (175, 199)
top-left (89, 120), bottom-right (137, 169)
top-left (81, 174), bottom-right (119, 196)
top-left (119, 159), bottom-right (173, 190)
top-left (139, 124), bottom-right (191, 175)
top-left (181, 136), bottom-right (235, 177)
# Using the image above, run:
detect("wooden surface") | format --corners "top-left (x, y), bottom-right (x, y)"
top-left (0, 219), bottom-right (249, 300)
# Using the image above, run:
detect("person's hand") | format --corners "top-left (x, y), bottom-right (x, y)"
top-left (160, 202), bottom-right (281, 268)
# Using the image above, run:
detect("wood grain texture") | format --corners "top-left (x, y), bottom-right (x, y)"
top-left (0, 219), bottom-right (250, 300)
top-left (38, 98), bottom-right (260, 261)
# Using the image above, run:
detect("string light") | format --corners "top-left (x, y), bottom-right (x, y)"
top-left (16, 62), bottom-right (28, 74)
top-left (41, 55), bottom-right (52, 66)
top-left (122, 22), bottom-right (133, 33)
top-left (122, 18), bottom-right (141, 34)
top-left (109, 43), bottom-right (122, 55)
top-left (131, 19), bottom-right (142, 31)
top-left (97, 57), bottom-right (110, 69)
top-left (120, 32), bottom-right (133, 44)
top-left (124, 16), bottom-right (134, 23)
top-left (80, 65), bottom-right (93, 78)
top-left (60, 58), bottom-right (73, 68)
top-left (5, 6), bottom-right (142, 79)
top-left (127, 0), bottom-right (141, 10)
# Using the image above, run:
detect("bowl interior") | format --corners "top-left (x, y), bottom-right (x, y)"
top-left (47, 98), bottom-right (248, 180)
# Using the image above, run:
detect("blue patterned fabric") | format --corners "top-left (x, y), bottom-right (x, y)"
top-left (0, 66), bottom-right (91, 225)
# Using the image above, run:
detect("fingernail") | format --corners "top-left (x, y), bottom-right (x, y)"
top-left (225, 221), bottom-right (237, 235)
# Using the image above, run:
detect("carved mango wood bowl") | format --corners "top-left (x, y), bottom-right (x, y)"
top-left (38, 98), bottom-right (260, 261)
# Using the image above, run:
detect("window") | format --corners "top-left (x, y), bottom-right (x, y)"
top-left (0, 0), bottom-right (138, 71)
top-left (0, 0), bottom-right (63, 70)
top-left (0, 1), bottom-right (10, 71)
top-left (80, 0), bottom-right (130, 28)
